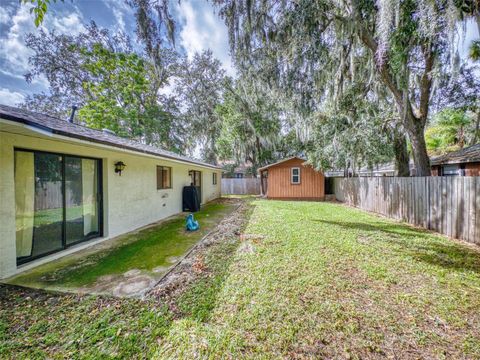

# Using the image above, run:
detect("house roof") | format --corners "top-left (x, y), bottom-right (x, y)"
top-left (0, 104), bottom-right (220, 170)
top-left (430, 144), bottom-right (480, 166)
top-left (325, 160), bottom-right (417, 177)
top-left (257, 156), bottom-right (306, 172)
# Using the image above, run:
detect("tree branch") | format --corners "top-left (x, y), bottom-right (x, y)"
top-left (356, 25), bottom-right (404, 109)
top-left (418, 42), bottom-right (434, 121)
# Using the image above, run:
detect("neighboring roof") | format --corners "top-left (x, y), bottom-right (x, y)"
top-left (430, 144), bottom-right (480, 166)
top-left (258, 156), bottom-right (306, 172)
top-left (324, 170), bottom-right (345, 177)
top-left (358, 162), bottom-right (396, 175)
top-left (358, 161), bottom-right (416, 175)
top-left (325, 160), bottom-right (416, 177)
top-left (233, 163), bottom-right (250, 173)
top-left (0, 104), bottom-right (220, 170)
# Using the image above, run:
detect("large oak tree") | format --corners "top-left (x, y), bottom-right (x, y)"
top-left (213, 0), bottom-right (479, 176)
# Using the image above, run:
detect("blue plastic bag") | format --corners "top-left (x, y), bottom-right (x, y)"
top-left (186, 213), bottom-right (200, 231)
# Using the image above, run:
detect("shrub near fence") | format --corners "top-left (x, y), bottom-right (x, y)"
top-left (221, 178), bottom-right (261, 195)
top-left (334, 177), bottom-right (480, 244)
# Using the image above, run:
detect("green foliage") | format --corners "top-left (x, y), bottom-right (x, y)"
top-left (220, 163), bottom-right (237, 177)
top-left (174, 51), bottom-right (227, 163)
top-left (215, 77), bottom-right (282, 170)
top-left (425, 108), bottom-right (475, 154)
top-left (469, 40), bottom-right (480, 61)
top-left (214, 0), bottom-right (479, 175)
top-left (308, 110), bottom-right (395, 171)
top-left (387, 0), bottom-right (418, 87)
top-left (306, 77), bottom-right (401, 171)
top-left (77, 44), bottom-right (151, 138)
top-left (22, 24), bottom-right (185, 152)
top-left (22, 0), bottom-right (62, 27)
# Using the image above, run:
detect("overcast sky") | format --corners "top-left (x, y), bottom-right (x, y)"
top-left (0, 0), bottom-right (234, 106)
top-left (0, 1), bottom-right (478, 107)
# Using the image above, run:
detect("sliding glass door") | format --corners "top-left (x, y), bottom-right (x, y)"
top-left (14, 150), bottom-right (102, 264)
top-left (65, 157), bottom-right (100, 245)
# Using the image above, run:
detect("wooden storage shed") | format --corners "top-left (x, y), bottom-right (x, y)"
top-left (258, 157), bottom-right (325, 200)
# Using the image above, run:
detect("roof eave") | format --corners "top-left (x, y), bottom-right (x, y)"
top-left (0, 115), bottom-right (221, 170)
top-left (257, 156), bottom-right (307, 172)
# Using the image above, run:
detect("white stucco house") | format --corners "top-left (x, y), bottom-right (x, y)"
top-left (0, 104), bottom-right (221, 279)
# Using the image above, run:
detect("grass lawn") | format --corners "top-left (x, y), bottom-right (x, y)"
top-left (2, 199), bottom-right (480, 358)
top-left (7, 201), bottom-right (237, 290)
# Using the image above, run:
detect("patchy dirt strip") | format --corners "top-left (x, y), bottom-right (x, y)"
top-left (147, 198), bottom-right (251, 304)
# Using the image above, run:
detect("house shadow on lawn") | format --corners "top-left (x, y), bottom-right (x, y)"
top-left (4, 199), bottom-right (241, 298)
top-left (313, 218), bottom-right (480, 275)
top-left (0, 200), bottom-right (256, 359)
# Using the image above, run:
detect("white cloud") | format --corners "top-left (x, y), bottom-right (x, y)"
top-left (49, 12), bottom-right (85, 35)
top-left (112, 7), bottom-right (126, 32)
top-left (0, 87), bottom-right (25, 106)
top-left (0, 5), bottom-right (13, 25)
top-left (0, 5), bottom-right (35, 73)
top-left (102, 0), bottom-right (134, 33)
top-left (0, 3), bottom-right (84, 78)
top-left (178, 0), bottom-right (235, 76)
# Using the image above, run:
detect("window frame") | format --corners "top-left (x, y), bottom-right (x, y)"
top-left (441, 164), bottom-right (462, 176)
top-left (156, 165), bottom-right (172, 190)
top-left (291, 167), bottom-right (301, 184)
top-left (212, 172), bottom-right (217, 185)
top-left (14, 148), bottom-right (103, 265)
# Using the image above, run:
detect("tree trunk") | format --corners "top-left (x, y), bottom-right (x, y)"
top-left (393, 130), bottom-right (410, 176)
top-left (472, 111), bottom-right (480, 145)
top-left (459, 125), bottom-right (465, 149)
top-left (355, 19), bottom-right (432, 176)
top-left (404, 112), bottom-right (431, 176)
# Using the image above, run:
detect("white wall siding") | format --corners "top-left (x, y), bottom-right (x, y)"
top-left (0, 130), bottom-right (221, 278)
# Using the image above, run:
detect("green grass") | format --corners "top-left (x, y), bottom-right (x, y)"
top-left (2, 199), bottom-right (480, 358)
top-left (155, 200), bottom-right (480, 359)
top-left (8, 201), bottom-right (236, 289)
top-left (0, 199), bottom-right (248, 359)
top-left (0, 288), bottom-right (172, 359)
top-left (17, 204), bottom-right (92, 227)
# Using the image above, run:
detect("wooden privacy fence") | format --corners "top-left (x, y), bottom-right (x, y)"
top-left (35, 181), bottom-right (79, 210)
top-left (221, 178), bottom-right (261, 195)
top-left (334, 177), bottom-right (480, 244)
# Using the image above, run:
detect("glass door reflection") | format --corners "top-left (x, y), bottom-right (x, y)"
top-left (15, 150), bottom-right (102, 264)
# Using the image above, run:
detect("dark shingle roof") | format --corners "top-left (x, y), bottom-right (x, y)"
top-left (0, 104), bottom-right (219, 169)
top-left (430, 144), bottom-right (480, 166)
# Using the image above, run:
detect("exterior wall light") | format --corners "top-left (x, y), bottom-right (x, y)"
top-left (114, 161), bottom-right (126, 176)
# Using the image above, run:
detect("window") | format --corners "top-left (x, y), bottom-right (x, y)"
top-left (14, 149), bottom-right (102, 265)
top-left (291, 167), bottom-right (300, 184)
top-left (157, 166), bottom-right (172, 189)
top-left (441, 164), bottom-right (462, 176)
top-left (213, 172), bottom-right (217, 185)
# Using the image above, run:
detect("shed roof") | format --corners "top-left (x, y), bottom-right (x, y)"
top-left (430, 144), bottom-right (480, 166)
top-left (258, 156), bottom-right (306, 172)
top-left (0, 104), bottom-right (220, 169)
